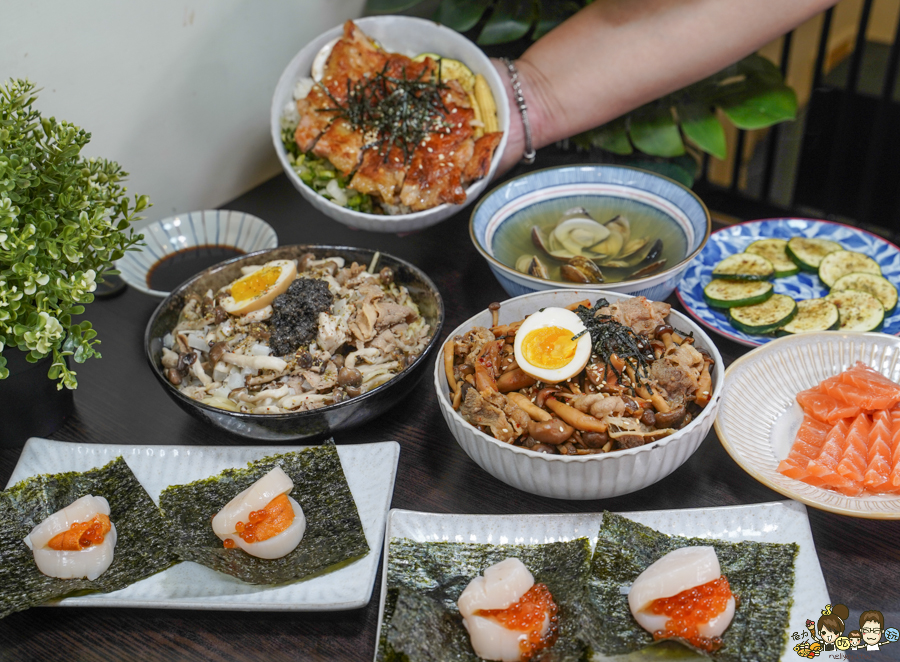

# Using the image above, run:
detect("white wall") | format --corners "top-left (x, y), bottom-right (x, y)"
top-left (2, 0), bottom-right (365, 221)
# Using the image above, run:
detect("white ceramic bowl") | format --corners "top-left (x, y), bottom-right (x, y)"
top-left (434, 289), bottom-right (724, 499)
top-left (271, 15), bottom-right (509, 234)
top-left (117, 210), bottom-right (278, 297)
top-left (470, 165), bottom-right (711, 300)
top-left (717, 331), bottom-right (900, 518)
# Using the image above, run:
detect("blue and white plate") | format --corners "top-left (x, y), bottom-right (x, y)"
top-left (677, 218), bottom-right (900, 347)
top-left (117, 209), bottom-right (278, 297)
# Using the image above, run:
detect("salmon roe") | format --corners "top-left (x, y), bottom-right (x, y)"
top-left (648, 575), bottom-right (732, 652)
top-left (476, 583), bottom-right (559, 660)
top-left (228, 493), bottom-right (294, 546)
top-left (47, 514), bottom-right (112, 551)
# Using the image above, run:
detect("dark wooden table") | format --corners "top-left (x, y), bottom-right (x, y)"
top-left (2, 172), bottom-right (898, 661)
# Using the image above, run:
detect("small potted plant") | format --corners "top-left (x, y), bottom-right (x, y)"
top-left (0, 79), bottom-right (147, 440)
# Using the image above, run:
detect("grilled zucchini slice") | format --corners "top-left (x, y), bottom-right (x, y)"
top-left (825, 289), bottom-right (885, 332)
top-left (818, 250), bottom-right (881, 287)
top-left (745, 239), bottom-right (799, 278)
top-left (729, 294), bottom-right (797, 334)
top-left (711, 253), bottom-right (774, 281)
top-left (831, 272), bottom-right (897, 313)
top-left (703, 279), bottom-right (774, 308)
top-left (786, 237), bottom-right (842, 272)
top-left (779, 298), bottom-right (840, 334)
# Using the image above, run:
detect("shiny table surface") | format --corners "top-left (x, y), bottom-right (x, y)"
top-left (1, 173), bottom-right (898, 661)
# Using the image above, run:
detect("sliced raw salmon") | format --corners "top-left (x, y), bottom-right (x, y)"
top-left (796, 388), bottom-right (858, 424)
top-left (778, 416), bottom-right (831, 485)
top-left (807, 419), bottom-right (862, 493)
top-left (864, 408), bottom-right (893, 491)
top-left (836, 413), bottom-right (872, 483)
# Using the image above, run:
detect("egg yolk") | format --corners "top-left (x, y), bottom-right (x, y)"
top-left (47, 514), bottom-right (111, 551)
top-left (648, 575), bottom-right (733, 652)
top-left (476, 583), bottom-right (559, 660)
top-left (231, 266), bottom-right (282, 303)
top-left (521, 326), bottom-right (579, 370)
top-left (226, 493), bottom-right (294, 546)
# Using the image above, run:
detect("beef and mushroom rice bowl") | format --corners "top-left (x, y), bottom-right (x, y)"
top-left (442, 296), bottom-right (715, 456)
top-left (158, 251), bottom-right (435, 415)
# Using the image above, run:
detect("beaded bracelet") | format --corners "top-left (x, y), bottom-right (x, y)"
top-left (499, 58), bottom-right (536, 165)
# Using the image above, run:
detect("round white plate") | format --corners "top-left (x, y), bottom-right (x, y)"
top-left (677, 218), bottom-right (900, 347)
top-left (716, 331), bottom-right (900, 518)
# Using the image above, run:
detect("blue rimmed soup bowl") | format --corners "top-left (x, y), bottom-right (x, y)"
top-left (470, 165), bottom-right (711, 301)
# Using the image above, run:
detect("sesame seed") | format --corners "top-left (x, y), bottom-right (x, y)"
top-left (427, 147), bottom-right (433, 152)
top-left (502, 428), bottom-right (508, 433)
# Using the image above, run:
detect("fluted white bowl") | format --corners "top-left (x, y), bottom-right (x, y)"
top-left (434, 289), bottom-right (723, 499)
top-left (271, 15), bottom-right (509, 233)
top-left (117, 210), bottom-right (277, 297)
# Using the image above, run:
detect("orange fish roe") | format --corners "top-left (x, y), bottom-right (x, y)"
top-left (231, 266), bottom-right (281, 303)
top-left (648, 575), bottom-right (732, 653)
top-left (231, 493), bottom-right (294, 545)
top-left (223, 539), bottom-right (236, 549)
top-left (476, 583), bottom-right (559, 660)
top-left (47, 514), bottom-right (112, 551)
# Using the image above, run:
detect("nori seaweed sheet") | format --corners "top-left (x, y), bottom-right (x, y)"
top-left (377, 537), bottom-right (593, 662)
top-left (0, 456), bottom-right (179, 619)
top-left (159, 441), bottom-right (369, 585)
top-left (580, 512), bottom-right (797, 662)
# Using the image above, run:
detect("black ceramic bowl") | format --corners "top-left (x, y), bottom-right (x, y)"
top-left (145, 245), bottom-right (444, 441)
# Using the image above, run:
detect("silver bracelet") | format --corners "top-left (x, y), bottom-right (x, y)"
top-left (500, 58), bottom-right (536, 165)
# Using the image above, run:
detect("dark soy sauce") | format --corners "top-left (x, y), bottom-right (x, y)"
top-left (147, 245), bottom-right (245, 292)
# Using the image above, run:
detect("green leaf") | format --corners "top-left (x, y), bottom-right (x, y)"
top-left (364, 0), bottom-right (424, 12)
top-left (627, 157), bottom-right (697, 188)
top-left (533, 1), bottom-right (580, 40)
top-left (478, 0), bottom-right (534, 45)
top-left (628, 106), bottom-right (684, 157)
top-left (575, 117), bottom-right (632, 155)
top-left (434, 0), bottom-right (491, 32)
top-left (720, 85), bottom-right (797, 130)
top-left (679, 105), bottom-right (727, 159)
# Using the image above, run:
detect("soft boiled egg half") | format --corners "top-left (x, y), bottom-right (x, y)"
top-left (513, 307), bottom-right (592, 384)
top-left (220, 259), bottom-right (297, 316)
top-left (211, 466), bottom-right (306, 559)
top-left (24, 494), bottom-right (117, 581)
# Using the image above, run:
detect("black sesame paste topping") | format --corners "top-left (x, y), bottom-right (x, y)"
top-left (267, 278), bottom-right (334, 356)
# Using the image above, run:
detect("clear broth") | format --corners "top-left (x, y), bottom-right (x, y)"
top-left (492, 196), bottom-right (688, 284)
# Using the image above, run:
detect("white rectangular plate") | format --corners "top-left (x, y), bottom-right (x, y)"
top-left (7, 437), bottom-right (400, 611)
top-left (376, 501), bottom-right (828, 661)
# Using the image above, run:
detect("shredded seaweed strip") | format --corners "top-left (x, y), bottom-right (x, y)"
top-left (377, 537), bottom-right (592, 662)
top-left (574, 302), bottom-right (655, 387)
top-left (0, 457), bottom-right (178, 619)
top-left (159, 441), bottom-right (368, 585)
top-left (580, 512), bottom-right (797, 662)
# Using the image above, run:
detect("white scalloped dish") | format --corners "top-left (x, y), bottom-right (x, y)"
top-left (6, 438), bottom-right (399, 610)
top-left (716, 332), bottom-right (900, 518)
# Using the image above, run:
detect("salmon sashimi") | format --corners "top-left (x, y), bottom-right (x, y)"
top-left (778, 416), bottom-right (831, 485)
top-left (886, 405), bottom-right (900, 492)
top-left (796, 387), bottom-right (858, 423)
top-left (836, 413), bottom-right (871, 483)
top-left (290, 20), bottom-right (502, 213)
top-left (782, 363), bottom-right (900, 496)
top-left (864, 408), bottom-right (893, 491)
top-left (807, 419), bottom-right (861, 493)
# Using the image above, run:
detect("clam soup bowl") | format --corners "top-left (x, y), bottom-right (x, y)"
top-left (434, 289), bottom-right (723, 499)
top-left (470, 165), bottom-right (711, 300)
top-left (146, 245), bottom-right (444, 441)
top-left (271, 15), bottom-right (510, 234)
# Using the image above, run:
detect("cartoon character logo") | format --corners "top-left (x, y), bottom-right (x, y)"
top-left (796, 605), bottom-right (898, 656)
top-left (858, 609), bottom-right (898, 651)
top-left (805, 604), bottom-right (850, 654)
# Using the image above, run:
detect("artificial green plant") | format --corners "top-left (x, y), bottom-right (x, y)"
top-left (0, 79), bottom-right (148, 389)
